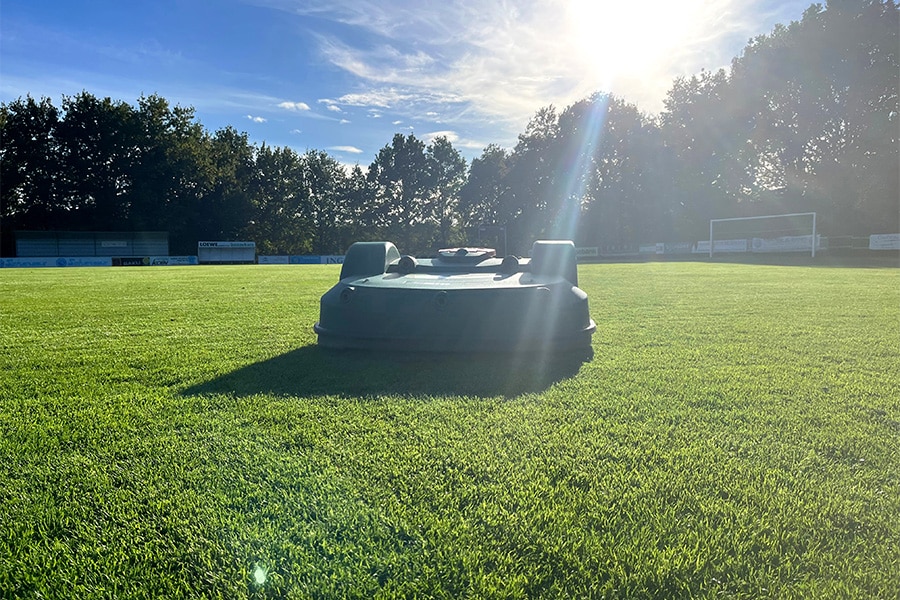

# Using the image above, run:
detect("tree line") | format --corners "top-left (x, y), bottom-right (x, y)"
top-left (2, 1), bottom-right (897, 257)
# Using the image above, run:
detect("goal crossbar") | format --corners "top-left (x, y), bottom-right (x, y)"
top-left (709, 212), bottom-right (817, 258)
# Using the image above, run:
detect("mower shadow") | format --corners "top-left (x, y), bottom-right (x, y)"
top-left (183, 345), bottom-right (593, 399)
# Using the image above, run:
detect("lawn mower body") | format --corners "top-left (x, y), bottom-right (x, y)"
top-left (314, 240), bottom-right (596, 352)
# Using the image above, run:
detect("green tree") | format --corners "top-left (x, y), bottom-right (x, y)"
top-left (458, 144), bottom-right (510, 236)
top-left (659, 70), bottom-right (750, 241)
top-left (504, 106), bottom-right (561, 253)
top-left (302, 150), bottom-right (349, 255)
top-left (129, 95), bottom-right (209, 243)
top-left (248, 143), bottom-right (305, 255)
top-left (196, 126), bottom-right (255, 243)
top-left (341, 164), bottom-right (377, 247)
top-left (729, 0), bottom-right (899, 234)
top-left (425, 136), bottom-right (467, 247)
top-left (566, 95), bottom-right (664, 248)
top-left (0, 96), bottom-right (63, 235)
top-left (367, 133), bottom-right (430, 253)
top-left (55, 92), bottom-right (137, 230)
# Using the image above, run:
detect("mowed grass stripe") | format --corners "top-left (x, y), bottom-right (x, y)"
top-left (1, 263), bottom-right (897, 599)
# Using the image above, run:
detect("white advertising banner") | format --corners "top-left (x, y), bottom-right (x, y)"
top-left (576, 247), bottom-right (599, 258)
top-left (693, 239), bottom-right (748, 254)
top-left (751, 235), bottom-right (820, 253)
top-left (1, 258), bottom-right (58, 268)
top-left (869, 234), bottom-right (900, 250)
top-left (0, 257), bottom-right (113, 268)
top-left (258, 255), bottom-right (290, 264)
top-left (149, 256), bottom-right (198, 266)
top-left (198, 241), bottom-right (256, 248)
top-left (664, 242), bottom-right (691, 254)
top-left (279, 255), bottom-right (347, 264)
top-left (715, 239), bottom-right (748, 253)
top-left (198, 241), bottom-right (256, 263)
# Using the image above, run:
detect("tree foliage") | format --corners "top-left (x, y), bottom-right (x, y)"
top-left (1, 1), bottom-right (896, 257)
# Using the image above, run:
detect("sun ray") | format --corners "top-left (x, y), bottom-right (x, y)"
top-left (549, 94), bottom-right (610, 242)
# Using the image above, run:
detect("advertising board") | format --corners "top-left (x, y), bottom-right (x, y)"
top-left (869, 234), bottom-right (900, 250)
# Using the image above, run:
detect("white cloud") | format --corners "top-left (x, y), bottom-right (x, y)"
top-left (268, 0), bottom-right (811, 133)
top-left (456, 138), bottom-right (487, 150)
top-left (339, 119), bottom-right (351, 124)
top-left (246, 114), bottom-right (267, 123)
top-left (392, 120), bottom-right (403, 125)
top-left (423, 130), bottom-right (458, 143)
top-left (333, 90), bottom-right (407, 109)
top-left (290, 129), bottom-right (302, 134)
top-left (278, 101), bottom-right (311, 111)
top-left (318, 88), bottom-right (464, 113)
top-left (318, 37), bottom-right (437, 82)
top-left (318, 98), bottom-right (343, 112)
top-left (423, 130), bottom-right (485, 150)
top-left (329, 145), bottom-right (364, 154)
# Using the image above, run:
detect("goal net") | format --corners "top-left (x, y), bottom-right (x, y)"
top-left (709, 212), bottom-right (819, 258)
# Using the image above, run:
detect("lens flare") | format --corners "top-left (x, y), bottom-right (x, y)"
top-left (252, 563), bottom-right (268, 586)
top-left (549, 94), bottom-right (610, 241)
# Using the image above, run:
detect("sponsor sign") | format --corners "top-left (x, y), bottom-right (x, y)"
top-left (286, 255), bottom-right (346, 264)
top-left (692, 241), bottom-right (710, 254)
top-left (290, 255), bottom-right (321, 264)
top-left (693, 239), bottom-right (749, 254)
top-left (751, 235), bottom-right (820, 253)
top-left (149, 256), bottom-right (198, 266)
top-left (58, 257), bottom-right (114, 267)
top-left (101, 240), bottom-right (129, 248)
top-left (716, 239), bottom-right (748, 253)
top-left (0, 257), bottom-right (61, 268)
top-left (869, 233), bottom-right (900, 250)
top-left (258, 255), bottom-right (290, 265)
top-left (599, 245), bottom-right (640, 257)
top-left (639, 244), bottom-right (657, 254)
top-left (576, 247), bottom-right (599, 258)
top-left (664, 242), bottom-right (692, 255)
top-left (0, 257), bottom-right (114, 268)
top-left (114, 257), bottom-right (149, 267)
top-left (198, 241), bottom-right (256, 248)
top-left (198, 241), bottom-right (255, 263)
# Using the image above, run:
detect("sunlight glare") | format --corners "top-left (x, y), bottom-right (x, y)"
top-left (567, 0), bottom-right (707, 85)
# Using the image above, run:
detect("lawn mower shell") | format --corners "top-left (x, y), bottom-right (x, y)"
top-left (314, 240), bottom-right (596, 352)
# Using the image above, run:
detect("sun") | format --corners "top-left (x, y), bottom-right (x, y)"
top-left (566, 0), bottom-right (708, 87)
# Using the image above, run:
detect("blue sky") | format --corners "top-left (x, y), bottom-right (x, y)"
top-left (1, 0), bottom-right (811, 165)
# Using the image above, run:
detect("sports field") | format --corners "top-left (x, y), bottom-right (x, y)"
top-left (1, 263), bottom-right (898, 598)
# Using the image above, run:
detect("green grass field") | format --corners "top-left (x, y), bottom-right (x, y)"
top-left (1, 263), bottom-right (898, 599)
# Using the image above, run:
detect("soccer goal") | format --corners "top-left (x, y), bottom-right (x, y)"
top-left (709, 212), bottom-right (818, 258)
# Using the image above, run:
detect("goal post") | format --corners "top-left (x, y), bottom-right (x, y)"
top-left (709, 212), bottom-right (817, 258)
